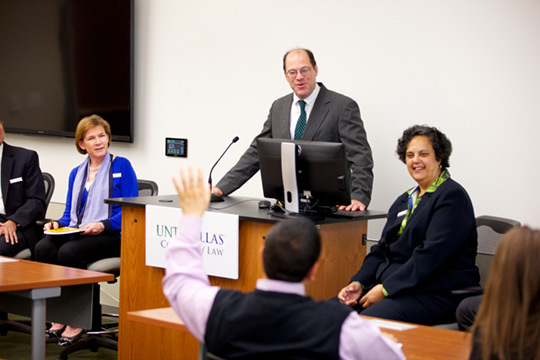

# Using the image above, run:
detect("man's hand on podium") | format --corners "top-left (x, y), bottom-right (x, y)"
top-left (337, 199), bottom-right (366, 212)
top-left (211, 186), bottom-right (224, 196)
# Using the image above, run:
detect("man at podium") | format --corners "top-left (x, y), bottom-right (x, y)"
top-left (212, 48), bottom-right (373, 212)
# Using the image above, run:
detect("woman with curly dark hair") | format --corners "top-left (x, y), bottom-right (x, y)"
top-left (337, 124), bottom-right (480, 325)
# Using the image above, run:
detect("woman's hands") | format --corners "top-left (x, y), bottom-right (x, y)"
top-left (338, 282), bottom-right (386, 309)
top-left (44, 221), bottom-right (104, 236)
top-left (81, 222), bottom-right (105, 235)
top-left (43, 221), bottom-right (59, 231)
top-left (338, 281), bottom-right (363, 306)
top-left (358, 284), bottom-right (385, 308)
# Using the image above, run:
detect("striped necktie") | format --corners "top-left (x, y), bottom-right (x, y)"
top-left (294, 100), bottom-right (307, 140)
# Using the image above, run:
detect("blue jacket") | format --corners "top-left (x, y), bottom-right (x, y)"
top-left (351, 178), bottom-right (480, 297)
top-left (57, 156), bottom-right (137, 235)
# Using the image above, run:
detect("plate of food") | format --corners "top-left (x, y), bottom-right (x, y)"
top-left (44, 227), bottom-right (85, 235)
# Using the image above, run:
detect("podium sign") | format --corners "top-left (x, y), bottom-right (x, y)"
top-left (145, 205), bottom-right (239, 279)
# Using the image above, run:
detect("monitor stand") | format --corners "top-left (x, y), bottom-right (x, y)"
top-left (267, 200), bottom-right (328, 222)
top-left (281, 142), bottom-right (300, 213)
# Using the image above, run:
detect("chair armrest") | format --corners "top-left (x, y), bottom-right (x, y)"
top-left (36, 218), bottom-right (53, 228)
top-left (451, 286), bottom-right (484, 297)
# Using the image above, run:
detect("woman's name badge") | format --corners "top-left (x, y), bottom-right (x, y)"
top-left (113, 173), bottom-right (122, 178)
top-left (397, 209), bottom-right (408, 218)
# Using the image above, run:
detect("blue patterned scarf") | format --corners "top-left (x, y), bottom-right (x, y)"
top-left (69, 152), bottom-right (112, 227)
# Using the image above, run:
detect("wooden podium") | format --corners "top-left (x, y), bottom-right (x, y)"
top-left (106, 195), bottom-right (386, 360)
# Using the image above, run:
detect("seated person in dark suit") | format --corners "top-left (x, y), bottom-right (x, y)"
top-left (163, 168), bottom-right (404, 360)
top-left (469, 226), bottom-right (540, 360)
top-left (338, 125), bottom-right (480, 325)
top-left (0, 117), bottom-right (46, 257)
top-left (35, 115), bottom-right (138, 346)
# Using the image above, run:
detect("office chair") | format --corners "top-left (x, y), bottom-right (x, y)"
top-left (13, 172), bottom-right (56, 261)
top-left (58, 179), bottom-right (159, 359)
top-left (137, 179), bottom-right (159, 197)
top-left (206, 351), bottom-right (227, 360)
top-left (471, 215), bottom-right (521, 288)
top-left (200, 344), bottom-right (227, 360)
top-left (436, 215), bottom-right (520, 329)
top-left (0, 172), bottom-right (55, 336)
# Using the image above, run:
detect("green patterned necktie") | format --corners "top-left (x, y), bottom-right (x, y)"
top-left (294, 100), bottom-right (307, 140)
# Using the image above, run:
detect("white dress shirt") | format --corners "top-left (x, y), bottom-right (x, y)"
top-left (289, 83), bottom-right (321, 139)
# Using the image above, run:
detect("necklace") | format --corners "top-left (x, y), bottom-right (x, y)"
top-left (89, 165), bottom-right (101, 172)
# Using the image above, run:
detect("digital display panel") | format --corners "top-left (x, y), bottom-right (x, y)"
top-left (166, 138), bottom-right (187, 157)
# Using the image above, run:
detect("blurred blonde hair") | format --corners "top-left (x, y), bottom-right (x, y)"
top-left (471, 225), bottom-right (540, 360)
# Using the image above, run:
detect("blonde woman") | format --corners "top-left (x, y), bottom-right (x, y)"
top-left (470, 226), bottom-right (540, 360)
top-left (35, 115), bottom-right (138, 346)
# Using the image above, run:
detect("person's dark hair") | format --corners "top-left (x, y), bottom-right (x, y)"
top-left (263, 217), bottom-right (321, 282)
top-left (396, 124), bottom-right (452, 170)
top-left (282, 48), bottom-right (317, 72)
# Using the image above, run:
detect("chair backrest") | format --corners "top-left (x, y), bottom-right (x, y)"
top-left (42, 172), bottom-right (55, 208)
top-left (137, 179), bottom-right (159, 197)
top-left (86, 179), bottom-right (159, 277)
top-left (475, 215), bottom-right (520, 287)
top-left (14, 172), bottom-right (55, 260)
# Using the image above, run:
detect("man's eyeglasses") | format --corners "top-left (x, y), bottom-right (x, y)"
top-left (286, 67), bottom-right (312, 78)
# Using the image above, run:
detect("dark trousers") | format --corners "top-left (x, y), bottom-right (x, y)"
top-left (456, 295), bottom-right (482, 331)
top-left (354, 293), bottom-right (461, 326)
top-left (34, 233), bottom-right (120, 269)
top-left (0, 230), bottom-right (28, 257)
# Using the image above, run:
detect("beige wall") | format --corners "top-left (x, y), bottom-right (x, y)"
top-left (10, 0), bottom-right (540, 240)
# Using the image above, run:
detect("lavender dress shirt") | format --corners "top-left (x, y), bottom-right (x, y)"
top-left (163, 216), bottom-right (404, 360)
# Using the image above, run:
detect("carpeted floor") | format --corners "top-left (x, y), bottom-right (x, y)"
top-left (0, 315), bottom-right (117, 360)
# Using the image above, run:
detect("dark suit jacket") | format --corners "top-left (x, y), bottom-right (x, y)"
top-left (351, 178), bottom-right (480, 297)
top-left (1, 143), bottom-right (46, 252)
top-left (216, 83), bottom-right (374, 206)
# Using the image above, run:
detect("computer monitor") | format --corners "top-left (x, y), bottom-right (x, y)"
top-left (257, 138), bottom-right (351, 215)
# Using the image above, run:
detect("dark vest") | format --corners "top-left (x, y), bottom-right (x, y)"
top-left (205, 289), bottom-right (352, 360)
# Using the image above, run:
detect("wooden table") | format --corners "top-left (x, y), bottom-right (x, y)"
top-left (107, 195), bottom-right (386, 360)
top-left (366, 317), bottom-right (471, 360)
top-left (0, 256), bottom-right (114, 360)
top-left (127, 307), bottom-right (472, 360)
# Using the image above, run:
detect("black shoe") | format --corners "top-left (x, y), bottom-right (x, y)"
top-left (57, 329), bottom-right (85, 347)
top-left (45, 325), bottom-right (66, 339)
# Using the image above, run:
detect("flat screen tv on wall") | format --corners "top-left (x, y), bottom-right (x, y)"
top-left (0, 0), bottom-right (134, 142)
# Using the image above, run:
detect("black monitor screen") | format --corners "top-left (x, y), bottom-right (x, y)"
top-left (0, 0), bottom-right (134, 142)
top-left (257, 138), bottom-right (351, 212)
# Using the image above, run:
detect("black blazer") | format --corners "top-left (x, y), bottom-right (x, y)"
top-left (351, 178), bottom-right (480, 297)
top-left (1, 143), bottom-right (46, 252)
top-left (216, 83), bottom-right (374, 206)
